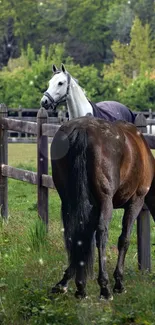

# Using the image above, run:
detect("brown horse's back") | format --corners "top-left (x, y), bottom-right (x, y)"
top-left (67, 117), bottom-right (155, 209)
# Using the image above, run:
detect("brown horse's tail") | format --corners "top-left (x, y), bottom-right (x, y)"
top-left (57, 127), bottom-right (96, 277)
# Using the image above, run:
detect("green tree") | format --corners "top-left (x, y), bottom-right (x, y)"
top-left (0, 0), bottom-right (68, 66)
top-left (104, 17), bottom-right (155, 84)
top-left (106, 2), bottom-right (134, 44)
top-left (129, 16), bottom-right (155, 73)
top-left (67, 0), bottom-right (111, 63)
top-left (131, 0), bottom-right (155, 27)
top-left (119, 75), bottom-right (155, 110)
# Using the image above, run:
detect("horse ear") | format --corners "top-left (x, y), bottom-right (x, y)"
top-left (52, 64), bottom-right (58, 73)
top-left (61, 63), bottom-right (66, 73)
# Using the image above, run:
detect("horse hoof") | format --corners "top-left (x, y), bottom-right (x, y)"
top-left (99, 295), bottom-right (113, 301)
top-left (100, 287), bottom-right (112, 301)
top-left (113, 286), bottom-right (126, 294)
top-left (75, 291), bottom-right (87, 299)
top-left (51, 285), bottom-right (68, 294)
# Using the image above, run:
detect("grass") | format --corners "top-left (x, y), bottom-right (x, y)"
top-left (0, 144), bottom-right (154, 324)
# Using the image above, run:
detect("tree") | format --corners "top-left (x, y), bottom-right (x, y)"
top-left (131, 0), bottom-right (155, 27)
top-left (0, 18), bottom-right (18, 68)
top-left (106, 2), bottom-right (134, 44)
top-left (119, 76), bottom-right (155, 110)
top-left (0, 0), bottom-right (155, 68)
top-left (66, 0), bottom-right (112, 63)
top-left (0, 0), bottom-right (69, 67)
top-left (104, 17), bottom-right (155, 85)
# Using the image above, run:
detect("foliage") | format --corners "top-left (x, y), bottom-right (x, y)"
top-left (119, 75), bottom-right (155, 110)
top-left (104, 17), bottom-right (155, 84)
top-left (102, 16), bottom-right (155, 110)
top-left (0, 0), bottom-right (155, 67)
top-left (0, 43), bottom-right (104, 107)
top-left (0, 43), bottom-right (66, 107)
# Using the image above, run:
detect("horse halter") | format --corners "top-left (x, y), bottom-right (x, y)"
top-left (44, 71), bottom-right (71, 110)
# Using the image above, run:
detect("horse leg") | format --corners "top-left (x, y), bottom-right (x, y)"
top-left (74, 229), bottom-right (95, 299)
top-left (75, 266), bottom-right (87, 299)
top-left (51, 265), bottom-right (74, 294)
top-left (113, 195), bottom-right (145, 294)
top-left (96, 198), bottom-right (113, 300)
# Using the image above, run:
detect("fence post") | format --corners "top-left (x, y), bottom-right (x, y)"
top-left (18, 105), bottom-right (22, 139)
top-left (135, 113), bottom-right (151, 271)
top-left (149, 108), bottom-right (152, 134)
top-left (0, 104), bottom-right (8, 220)
top-left (37, 107), bottom-right (48, 227)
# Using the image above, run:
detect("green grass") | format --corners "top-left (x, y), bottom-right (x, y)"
top-left (0, 144), bottom-right (155, 324)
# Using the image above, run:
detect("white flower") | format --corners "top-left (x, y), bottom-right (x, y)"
top-left (29, 80), bottom-right (34, 86)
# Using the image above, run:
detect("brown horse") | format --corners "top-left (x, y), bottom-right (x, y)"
top-left (50, 116), bottom-right (155, 300)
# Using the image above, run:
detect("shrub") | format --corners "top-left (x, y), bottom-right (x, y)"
top-left (118, 75), bottom-right (155, 110)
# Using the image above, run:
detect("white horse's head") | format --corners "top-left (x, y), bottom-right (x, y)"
top-left (41, 64), bottom-right (71, 110)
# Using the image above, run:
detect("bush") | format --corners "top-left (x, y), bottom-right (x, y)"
top-left (0, 43), bottom-right (66, 108)
top-left (118, 75), bottom-right (155, 110)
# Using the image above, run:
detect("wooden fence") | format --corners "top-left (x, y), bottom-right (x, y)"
top-left (5, 107), bottom-right (155, 142)
top-left (7, 107), bottom-right (67, 143)
top-left (0, 104), bottom-right (59, 227)
top-left (0, 104), bottom-right (155, 271)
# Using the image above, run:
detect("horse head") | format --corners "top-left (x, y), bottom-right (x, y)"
top-left (40, 63), bottom-right (70, 110)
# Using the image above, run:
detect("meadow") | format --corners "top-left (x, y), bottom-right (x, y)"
top-left (0, 143), bottom-right (155, 325)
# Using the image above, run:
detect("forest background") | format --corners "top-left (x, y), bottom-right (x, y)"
top-left (0, 0), bottom-right (155, 111)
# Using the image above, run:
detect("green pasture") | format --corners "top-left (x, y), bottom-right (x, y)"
top-left (0, 143), bottom-right (154, 325)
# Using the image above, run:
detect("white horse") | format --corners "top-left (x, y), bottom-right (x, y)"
top-left (40, 64), bottom-right (155, 133)
top-left (41, 64), bottom-right (93, 119)
top-left (41, 64), bottom-right (136, 123)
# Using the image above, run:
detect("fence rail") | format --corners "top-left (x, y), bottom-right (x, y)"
top-left (4, 107), bottom-right (155, 143)
top-left (6, 106), bottom-right (67, 142)
top-left (0, 104), bottom-right (155, 271)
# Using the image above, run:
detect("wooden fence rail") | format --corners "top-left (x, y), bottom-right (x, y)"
top-left (7, 106), bottom-right (67, 143)
top-left (5, 107), bottom-right (155, 143)
top-left (0, 104), bottom-right (155, 271)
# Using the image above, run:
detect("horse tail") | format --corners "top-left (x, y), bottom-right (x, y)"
top-left (61, 127), bottom-right (95, 277)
